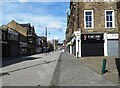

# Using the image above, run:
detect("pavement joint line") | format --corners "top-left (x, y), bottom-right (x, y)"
top-left (0, 59), bottom-right (57, 76)
top-left (49, 52), bottom-right (62, 86)
top-left (82, 60), bottom-right (119, 86)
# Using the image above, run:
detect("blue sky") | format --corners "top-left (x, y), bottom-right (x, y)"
top-left (1, 0), bottom-right (70, 43)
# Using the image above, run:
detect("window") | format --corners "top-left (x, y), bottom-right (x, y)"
top-left (84, 10), bottom-right (94, 28)
top-left (105, 10), bottom-right (115, 28)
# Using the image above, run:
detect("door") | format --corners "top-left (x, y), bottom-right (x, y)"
top-left (81, 33), bottom-right (104, 57)
top-left (81, 43), bottom-right (104, 57)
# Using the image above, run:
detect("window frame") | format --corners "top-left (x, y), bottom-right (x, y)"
top-left (105, 10), bottom-right (115, 28)
top-left (84, 10), bottom-right (94, 29)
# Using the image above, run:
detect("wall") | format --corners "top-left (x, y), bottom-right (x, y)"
top-left (78, 2), bottom-right (118, 33)
top-left (117, 2), bottom-right (120, 58)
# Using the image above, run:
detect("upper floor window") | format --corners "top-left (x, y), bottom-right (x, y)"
top-left (105, 10), bottom-right (115, 28)
top-left (84, 10), bottom-right (94, 29)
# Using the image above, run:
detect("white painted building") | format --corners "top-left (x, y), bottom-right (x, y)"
top-left (67, 31), bottom-right (108, 57)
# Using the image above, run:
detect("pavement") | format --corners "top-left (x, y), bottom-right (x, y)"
top-left (80, 56), bottom-right (120, 86)
top-left (50, 52), bottom-right (117, 86)
top-left (0, 51), bottom-right (119, 87)
top-left (1, 52), bottom-right (60, 86)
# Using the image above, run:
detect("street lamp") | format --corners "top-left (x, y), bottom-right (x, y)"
top-left (45, 27), bottom-right (47, 55)
top-left (45, 27), bottom-right (51, 55)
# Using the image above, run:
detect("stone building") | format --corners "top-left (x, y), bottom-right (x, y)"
top-left (117, 1), bottom-right (120, 58)
top-left (7, 20), bottom-right (28, 56)
top-left (20, 23), bottom-right (36, 55)
top-left (52, 39), bottom-right (58, 51)
top-left (36, 36), bottom-right (43, 53)
top-left (66, 0), bottom-right (119, 57)
top-left (0, 25), bottom-right (19, 58)
top-left (0, 25), bottom-right (9, 58)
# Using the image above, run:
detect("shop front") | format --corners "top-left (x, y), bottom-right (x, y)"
top-left (19, 42), bottom-right (28, 56)
top-left (81, 33), bottom-right (105, 57)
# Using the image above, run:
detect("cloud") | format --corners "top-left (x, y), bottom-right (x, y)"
top-left (5, 13), bottom-right (66, 40)
top-left (2, 0), bottom-right (70, 2)
top-left (18, 0), bottom-right (29, 2)
top-left (2, 2), bottom-right (68, 43)
top-left (0, 2), bottom-right (2, 25)
top-left (47, 36), bottom-right (61, 41)
top-left (4, 0), bottom-right (63, 2)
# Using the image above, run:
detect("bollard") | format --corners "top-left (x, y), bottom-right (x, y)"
top-left (101, 59), bottom-right (107, 74)
top-left (77, 52), bottom-right (79, 58)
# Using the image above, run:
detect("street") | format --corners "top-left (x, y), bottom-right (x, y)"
top-left (1, 52), bottom-right (60, 86)
top-left (1, 51), bottom-right (118, 87)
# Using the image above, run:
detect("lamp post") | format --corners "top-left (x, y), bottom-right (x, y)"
top-left (45, 27), bottom-right (47, 55)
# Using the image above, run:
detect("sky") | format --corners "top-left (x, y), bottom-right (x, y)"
top-left (0, 0), bottom-right (70, 43)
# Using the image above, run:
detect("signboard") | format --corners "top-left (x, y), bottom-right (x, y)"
top-left (81, 34), bottom-right (104, 43)
top-left (107, 33), bottom-right (118, 39)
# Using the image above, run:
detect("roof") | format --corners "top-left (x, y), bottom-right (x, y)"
top-left (20, 23), bottom-right (30, 27)
top-left (20, 23), bottom-right (31, 27)
top-left (7, 20), bottom-right (27, 37)
top-left (31, 26), bottom-right (35, 31)
top-left (0, 25), bottom-right (8, 31)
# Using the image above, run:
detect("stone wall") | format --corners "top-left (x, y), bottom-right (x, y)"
top-left (117, 2), bottom-right (120, 58)
top-left (78, 2), bottom-right (118, 33)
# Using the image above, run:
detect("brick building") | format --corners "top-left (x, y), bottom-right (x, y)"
top-left (66, 0), bottom-right (119, 57)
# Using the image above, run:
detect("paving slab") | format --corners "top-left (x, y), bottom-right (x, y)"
top-left (50, 52), bottom-right (117, 86)
top-left (1, 52), bottom-right (60, 86)
top-left (80, 56), bottom-right (120, 86)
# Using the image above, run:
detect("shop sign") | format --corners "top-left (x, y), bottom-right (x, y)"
top-left (81, 34), bottom-right (103, 41)
top-left (107, 34), bottom-right (118, 39)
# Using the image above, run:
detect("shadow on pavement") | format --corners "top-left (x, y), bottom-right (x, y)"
top-left (0, 60), bottom-right (57, 77)
top-left (2, 56), bottom-right (42, 67)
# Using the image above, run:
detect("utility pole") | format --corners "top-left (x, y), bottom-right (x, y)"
top-left (54, 39), bottom-right (55, 52)
top-left (45, 27), bottom-right (47, 55)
